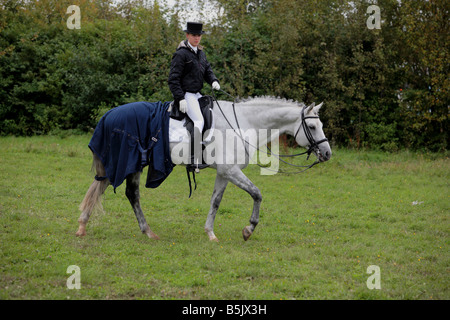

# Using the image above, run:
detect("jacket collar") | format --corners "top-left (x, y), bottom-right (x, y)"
top-left (177, 40), bottom-right (203, 53)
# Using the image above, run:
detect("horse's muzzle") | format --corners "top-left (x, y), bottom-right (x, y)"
top-left (316, 149), bottom-right (332, 162)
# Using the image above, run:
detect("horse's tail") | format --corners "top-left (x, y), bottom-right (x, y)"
top-left (79, 153), bottom-right (109, 214)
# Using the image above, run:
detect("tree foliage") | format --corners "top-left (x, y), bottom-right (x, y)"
top-left (0, 0), bottom-right (448, 151)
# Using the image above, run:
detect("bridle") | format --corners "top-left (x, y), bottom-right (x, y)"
top-left (211, 89), bottom-right (328, 174)
top-left (293, 105), bottom-right (329, 161)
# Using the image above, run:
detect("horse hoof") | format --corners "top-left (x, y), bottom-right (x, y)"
top-left (146, 231), bottom-right (160, 240)
top-left (75, 230), bottom-right (86, 237)
top-left (205, 230), bottom-right (219, 242)
top-left (76, 225), bottom-right (86, 237)
top-left (143, 225), bottom-right (160, 240)
top-left (148, 233), bottom-right (160, 240)
top-left (242, 226), bottom-right (253, 241)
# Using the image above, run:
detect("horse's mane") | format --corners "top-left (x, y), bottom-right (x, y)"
top-left (237, 96), bottom-right (306, 108)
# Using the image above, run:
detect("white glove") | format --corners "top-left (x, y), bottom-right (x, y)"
top-left (212, 81), bottom-right (220, 91)
top-left (179, 99), bottom-right (187, 113)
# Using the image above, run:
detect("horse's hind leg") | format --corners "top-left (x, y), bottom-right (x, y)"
top-left (76, 154), bottom-right (109, 237)
top-left (125, 172), bottom-right (159, 240)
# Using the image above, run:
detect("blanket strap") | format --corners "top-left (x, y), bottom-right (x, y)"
top-left (139, 127), bottom-right (162, 167)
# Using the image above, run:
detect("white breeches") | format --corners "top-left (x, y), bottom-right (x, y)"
top-left (185, 92), bottom-right (204, 133)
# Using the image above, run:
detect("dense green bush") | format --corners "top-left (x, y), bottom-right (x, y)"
top-left (0, 0), bottom-right (447, 151)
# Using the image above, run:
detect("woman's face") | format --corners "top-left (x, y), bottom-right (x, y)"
top-left (186, 33), bottom-right (202, 47)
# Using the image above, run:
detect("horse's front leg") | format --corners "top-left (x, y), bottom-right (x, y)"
top-left (205, 174), bottom-right (228, 242)
top-left (226, 167), bottom-right (262, 241)
top-left (125, 172), bottom-right (159, 239)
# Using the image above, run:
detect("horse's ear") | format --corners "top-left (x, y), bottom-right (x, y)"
top-left (314, 102), bottom-right (323, 113)
top-left (307, 102), bottom-right (315, 113)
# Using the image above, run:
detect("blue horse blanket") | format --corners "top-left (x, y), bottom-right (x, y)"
top-left (88, 101), bottom-right (174, 191)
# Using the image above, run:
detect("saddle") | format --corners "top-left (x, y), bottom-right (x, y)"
top-left (170, 95), bottom-right (215, 138)
top-left (170, 95), bottom-right (215, 197)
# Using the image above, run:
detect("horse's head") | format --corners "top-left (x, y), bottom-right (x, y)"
top-left (294, 102), bottom-right (332, 162)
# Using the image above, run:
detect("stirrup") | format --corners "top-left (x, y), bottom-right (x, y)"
top-left (186, 157), bottom-right (209, 173)
top-left (185, 159), bottom-right (208, 198)
top-left (186, 163), bottom-right (209, 173)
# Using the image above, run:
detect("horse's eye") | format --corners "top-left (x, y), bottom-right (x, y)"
top-left (309, 125), bottom-right (315, 130)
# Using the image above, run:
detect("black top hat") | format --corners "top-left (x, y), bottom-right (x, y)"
top-left (184, 22), bottom-right (205, 35)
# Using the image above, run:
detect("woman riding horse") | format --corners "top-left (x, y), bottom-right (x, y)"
top-left (168, 21), bottom-right (221, 172)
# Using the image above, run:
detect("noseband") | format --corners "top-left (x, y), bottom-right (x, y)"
top-left (294, 106), bottom-right (328, 159)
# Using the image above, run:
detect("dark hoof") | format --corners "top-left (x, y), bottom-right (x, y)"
top-left (242, 226), bottom-right (253, 241)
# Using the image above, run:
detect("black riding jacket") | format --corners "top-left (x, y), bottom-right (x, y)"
top-left (168, 40), bottom-right (219, 104)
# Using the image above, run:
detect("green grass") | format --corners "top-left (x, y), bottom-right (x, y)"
top-left (0, 134), bottom-right (448, 300)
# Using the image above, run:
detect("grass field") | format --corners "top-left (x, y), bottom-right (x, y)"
top-left (0, 134), bottom-right (448, 300)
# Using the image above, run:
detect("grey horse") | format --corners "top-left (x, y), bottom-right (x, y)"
top-left (76, 97), bottom-right (332, 242)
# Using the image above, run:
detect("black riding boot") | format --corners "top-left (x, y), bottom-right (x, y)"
top-left (187, 126), bottom-right (209, 172)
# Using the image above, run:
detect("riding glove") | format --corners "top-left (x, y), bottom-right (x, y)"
top-left (212, 81), bottom-right (220, 91)
top-left (179, 99), bottom-right (188, 113)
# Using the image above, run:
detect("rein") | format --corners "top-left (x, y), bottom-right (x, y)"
top-left (211, 90), bottom-right (327, 174)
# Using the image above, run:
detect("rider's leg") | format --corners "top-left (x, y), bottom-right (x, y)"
top-left (185, 92), bottom-right (204, 133)
top-left (185, 92), bottom-right (207, 170)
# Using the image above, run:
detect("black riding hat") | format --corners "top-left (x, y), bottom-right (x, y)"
top-left (184, 22), bottom-right (205, 35)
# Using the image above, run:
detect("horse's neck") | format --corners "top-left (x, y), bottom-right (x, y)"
top-left (240, 104), bottom-right (300, 136)
top-left (222, 102), bottom-right (300, 148)
top-left (214, 100), bottom-right (301, 147)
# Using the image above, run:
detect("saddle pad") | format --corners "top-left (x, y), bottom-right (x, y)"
top-left (169, 117), bottom-right (189, 143)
